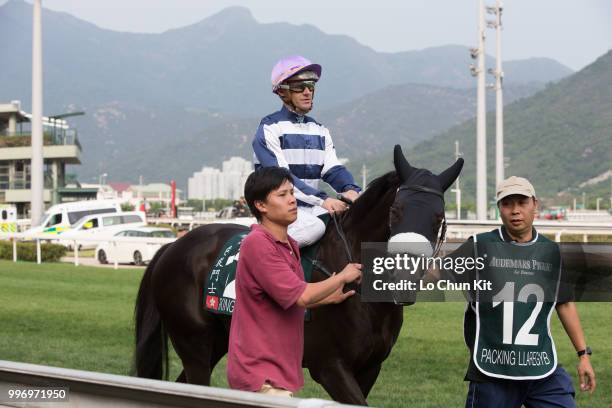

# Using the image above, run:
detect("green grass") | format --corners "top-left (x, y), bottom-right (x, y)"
top-left (0, 260), bottom-right (609, 407)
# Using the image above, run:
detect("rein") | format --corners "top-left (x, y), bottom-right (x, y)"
top-left (310, 184), bottom-right (447, 280)
top-left (307, 211), bottom-right (352, 280)
top-left (332, 212), bottom-right (353, 263)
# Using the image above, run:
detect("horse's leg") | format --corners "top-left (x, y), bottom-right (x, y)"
top-left (165, 313), bottom-right (222, 385)
top-left (355, 363), bottom-right (382, 400)
top-left (207, 318), bottom-right (230, 381)
top-left (169, 335), bottom-right (213, 385)
top-left (309, 360), bottom-right (367, 406)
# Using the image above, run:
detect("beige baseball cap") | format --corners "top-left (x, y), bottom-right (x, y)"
top-left (496, 176), bottom-right (536, 202)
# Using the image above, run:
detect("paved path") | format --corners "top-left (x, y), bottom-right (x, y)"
top-left (60, 257), bottom-right (145, 269)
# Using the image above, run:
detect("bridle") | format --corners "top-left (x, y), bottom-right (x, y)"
top-left (394, 185), bottom-right (447, 258)
top-left (309, 185), bottom-right (448, 284)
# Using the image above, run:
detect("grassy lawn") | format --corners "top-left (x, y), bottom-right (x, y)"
top-left (0, 260), bottom-right (609, 407)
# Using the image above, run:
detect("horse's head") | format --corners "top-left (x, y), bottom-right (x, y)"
top-left (387, 145), bottom-right (463, 257)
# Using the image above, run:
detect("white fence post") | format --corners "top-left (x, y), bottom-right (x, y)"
top-left (74, 241), bottom-right (79, 267)
top-left (1, 232), bottom-right (176, 267)
top-left (36, 239), bottom-right (41, 264)
top-left (113, 241), bottom-right (118, 270)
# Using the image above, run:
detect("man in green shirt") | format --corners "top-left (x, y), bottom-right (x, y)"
top-left (447, 176), bottom-right (596, 407)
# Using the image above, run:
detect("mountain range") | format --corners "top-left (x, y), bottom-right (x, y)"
top-left (0, 0), bottom-right (588, 196)
top-left (115, 82), bottom-right (542, 185)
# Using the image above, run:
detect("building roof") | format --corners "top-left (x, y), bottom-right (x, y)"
top-left (107, 182), bottom-right (131, 193)
top-left (0, 102), bottom-right (29, 124)
top-left (129, 183), bottom-right (182, 193)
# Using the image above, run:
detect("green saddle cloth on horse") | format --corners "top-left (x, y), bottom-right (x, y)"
top-left (204, 214), bottom-right (330, 316)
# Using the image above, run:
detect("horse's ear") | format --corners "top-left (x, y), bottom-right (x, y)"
top-left (438, 158), bottom-right (464, 191)
top-left (393, 145), bottom-right (413, 181)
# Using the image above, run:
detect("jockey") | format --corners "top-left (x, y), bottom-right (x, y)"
top-left (252, 55), bottom-right (361, 247)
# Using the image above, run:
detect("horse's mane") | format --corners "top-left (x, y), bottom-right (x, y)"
top-left (344, 171), bottom-right (401, 224)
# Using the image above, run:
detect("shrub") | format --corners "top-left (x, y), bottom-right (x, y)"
top-left (121, 203), bottom-right (135, 211)
top-left (0, 241), bottom-right (67, 262)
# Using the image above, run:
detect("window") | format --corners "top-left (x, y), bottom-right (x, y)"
top-left (151, 230), bottom-right (175, 238)
top-left (115, 231), bottom-right (127, 237)
top-left (68, 208), bottom-right (117, 224)
top-left (0, 162), bottom-right (8, 189)
top-left (82, 219), bottom-right (99, 230)
top-left (1, 210), bottom-right (6, 220)
top-left (121, 214), bottom-right (143, 224)
top-left (45, 213), bottom-right (62, 227)
top-left (102, 216), bottom-right (123, 227)
top-left (12, 161), bottom-right (30, 189)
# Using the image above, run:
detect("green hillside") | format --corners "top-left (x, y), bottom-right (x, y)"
top-left (362, 50), bottom-right (612, 204)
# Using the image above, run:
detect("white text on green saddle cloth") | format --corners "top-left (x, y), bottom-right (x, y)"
top-left (473, 241), bottom-right (562, 380)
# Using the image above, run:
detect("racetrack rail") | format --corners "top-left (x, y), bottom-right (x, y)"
top-left (0, 360), bottom-right (355, 408)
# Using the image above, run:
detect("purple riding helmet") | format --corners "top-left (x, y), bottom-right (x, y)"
top-left (270, 55), bottom-right (322, 93)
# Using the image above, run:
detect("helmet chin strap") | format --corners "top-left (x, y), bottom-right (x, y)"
top-left (284, 102), bottom-right (312, 116)
top-left (278, 92), bottom-right (313, 116)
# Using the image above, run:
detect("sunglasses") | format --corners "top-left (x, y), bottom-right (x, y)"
top-left (279, 80), bottom-right (316, 93)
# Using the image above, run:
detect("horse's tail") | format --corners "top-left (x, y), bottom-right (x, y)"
top-left (133, 243), bottom-right (171, 380)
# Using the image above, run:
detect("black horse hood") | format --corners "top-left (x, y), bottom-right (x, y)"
top-left (388, 145), bottom-right (464, 256)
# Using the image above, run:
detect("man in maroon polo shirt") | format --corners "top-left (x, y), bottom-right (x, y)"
top-left (227, 167), bottom-right (362, 397)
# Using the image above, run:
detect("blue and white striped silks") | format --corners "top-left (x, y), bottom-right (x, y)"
top-left (252, 105), bottom-right (361, 207)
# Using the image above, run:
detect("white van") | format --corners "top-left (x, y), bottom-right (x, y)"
top-left (59, 211), bottom-right (147, 248)
top-left (0, 205), bottom-right (17, 232)
top-left (25, 200), bottom-right (122, 236)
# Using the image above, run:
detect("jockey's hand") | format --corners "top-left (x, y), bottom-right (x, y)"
top-left (339, 263), bottom-right (362, 284)
top-left (341, 190), bottom-right (360, 203)
top-left (323, 198), bottom-right (348, 213)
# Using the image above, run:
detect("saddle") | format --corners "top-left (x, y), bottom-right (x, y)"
top-left (204, 215), bottom-right (331, 316)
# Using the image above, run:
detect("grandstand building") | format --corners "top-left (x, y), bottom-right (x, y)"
top-left (0, 100), bottom-right (87, 217)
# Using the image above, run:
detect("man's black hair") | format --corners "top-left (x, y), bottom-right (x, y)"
top-left (244, 167), bottom-right (293, 221)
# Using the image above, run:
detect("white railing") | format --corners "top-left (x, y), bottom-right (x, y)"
top-left (0, 231), bottom-right (175, 269)
top-left (2, 220), bottom-right (610, 268)
top-left (0, 360), bottom-right (354, 408)
top-left (147, 216), bottom-right (256, 229)
top-left (147, 217), bottom-right (213, 229)
top-left (446, 220), bottom-right (612, 242)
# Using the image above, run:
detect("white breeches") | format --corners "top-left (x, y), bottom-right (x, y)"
top-left (288, 206), bottom-right (328, 247)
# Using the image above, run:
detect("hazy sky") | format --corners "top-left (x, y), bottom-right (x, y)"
top-left (7, 0), bottom-right (612, 70)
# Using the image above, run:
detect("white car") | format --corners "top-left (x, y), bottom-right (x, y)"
top-left (95, 227), bottom-right (176, 266)
top-left (214, 206), bottom-right (256, 227)
top-left (59, 211), bottom-right (147, 249)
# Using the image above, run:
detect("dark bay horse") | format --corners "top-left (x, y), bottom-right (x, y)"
top-left (134, 145), bottom-right (463, 405)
